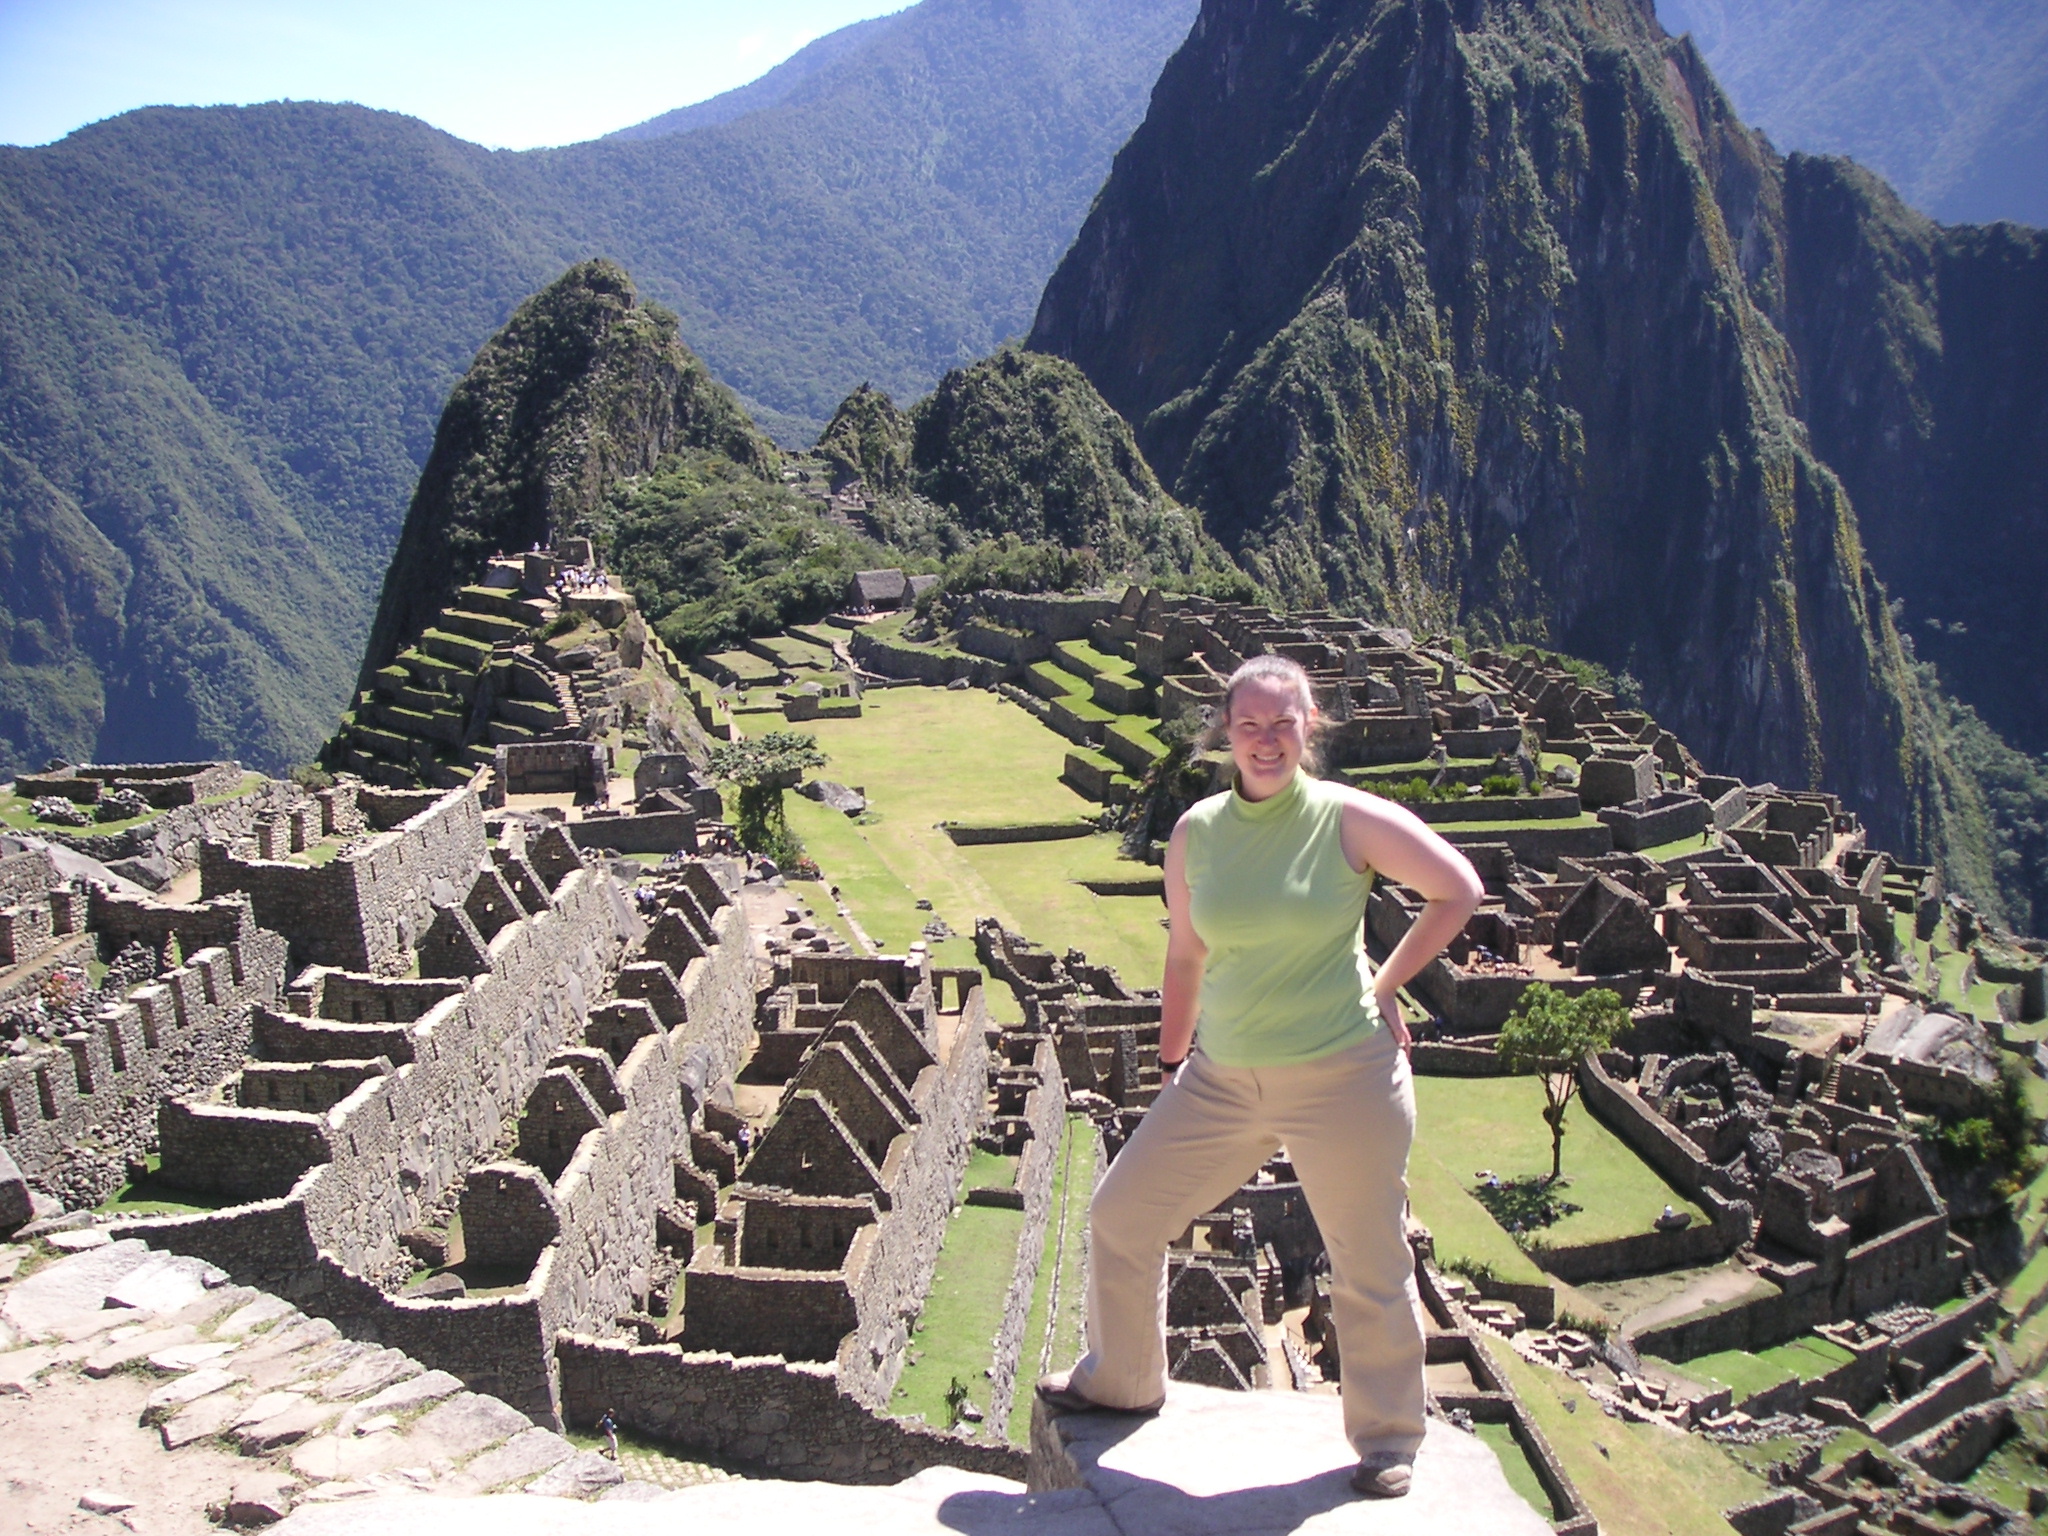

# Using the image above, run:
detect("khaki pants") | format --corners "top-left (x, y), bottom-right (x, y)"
top-left (1065, 1026), bottom-right (1425, 1461)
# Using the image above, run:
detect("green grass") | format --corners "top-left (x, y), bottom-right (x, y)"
top-left (1437, 812), bottom-right (1606, 832)
top-left (1670, 1335), bottom-right (1853, 1402)
top-left (1474, 1420), bottom-right (1559, 1520)
top-left (1414, 1077), bottom-right (1707, 1251)
top-left (780, 686), bottom-right (1164, 979)
top-left (754, 634), bottom-right (835, 669)
top-left (783, 876), bottom-right (863, 951)
top-left (1489, 1339), bottom-right (1771, 1536)
top-left (1347, 757), bottom-right (1500, 782)
top-left (1007, 1115), bottom-right (1096, 1443)
top-left (0, 790), bottom-right (163, 838)
top-left (1961, 1394), bottom-right (2048, 1513)
top-left (965, 1148), bottom-right (1020, 1189)
top-left (1636, 831), bottom-right (1719, 862)
top-left (704, 649), bottom-right (779, 684)
top-left (956, 839), bottom-right (1167, 985)
top-left (890, 1172), bottom-right (1027, 1433)
top-left (1103, 717), bottom-right (1166, 763)
top-left (1054, 639), bottom-right (1133, 677)
top-left (2002, 1243), bottom-right (2048, 1318)
top-left (93, 1154), bottom-right (238, 1216)
top-left (862, 611), bottom-right (967, 659)
top-left (1030, 660), bottom-right (1092, 699)
top-left (1408, 1131), bottom-right (1552, 1288)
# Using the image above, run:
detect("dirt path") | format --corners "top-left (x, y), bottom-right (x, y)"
top-left (2, 1367), bottom-right (252, 1536)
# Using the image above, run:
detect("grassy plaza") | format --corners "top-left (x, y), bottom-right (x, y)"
top-left (782, 685), bottom-right (1168, 984)
top-left (1412, 1076), bottom-right (1707, 1255)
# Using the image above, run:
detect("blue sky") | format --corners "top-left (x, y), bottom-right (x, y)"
top-left (0, 0), bottom-right (910, 149)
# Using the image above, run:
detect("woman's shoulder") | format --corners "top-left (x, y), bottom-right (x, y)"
top-left (1177, 789), bottom-right (1235, 836)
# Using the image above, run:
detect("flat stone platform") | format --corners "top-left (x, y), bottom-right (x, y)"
top-left (275, 1385), bottom-right (1553, 1535)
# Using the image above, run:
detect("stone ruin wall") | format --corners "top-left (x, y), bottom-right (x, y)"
top-left (152, 865), bottom-right (637, 1216)
top-left (298, 868), bottom-right (644, 1275)
top-left (30, 778), bottom-right (303, 881)
top-left (0, 893), bottom-right (288, 1207)
top-left (982, 1033), bottom-right (1069, 1435)
top-left (555, 1335), bottom-right (1027, 1484)
top-left (832, 976), bottom-right (993, 1407)
top-left (122, 852), bottom-right (763, 1428)
top-left (526, 896), bottom-right (755, 1392)
top-left (201, 786), bottom-right (490, 974)
top-left (120, 862), bottom-right (647, 1417)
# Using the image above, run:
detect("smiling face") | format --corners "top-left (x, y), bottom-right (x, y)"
top-left (1226, 672), bottom-right (1315, 801)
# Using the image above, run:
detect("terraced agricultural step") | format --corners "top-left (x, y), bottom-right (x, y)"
top-left (486, 718), bottom-right (539, 746)
top-left (1092, 673), bottom-right (1154, 714)
top-left (347, 719), bottom-right (415, 761)
top-left (495, 696), bottom-right (567, 732)
top-left (397, 649), bottom-right (478, 702)
top-left (372, 664), bottom-right (412, 699)
top-left (437, 608), bottom-right (529, 646)
top-left (374, 702), bottom-right (466, 749)
top-left (387, 682), bottom-right (460, 715)
top-left (418, 628), bottom-right (494, 669)
top-left (456, 585), bottom-right (551, 625)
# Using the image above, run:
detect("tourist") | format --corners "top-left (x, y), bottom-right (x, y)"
top-left (597, 1406), bottom-right (620, 1461)
top-left (1037, 654), bottom-right (1483, 1501)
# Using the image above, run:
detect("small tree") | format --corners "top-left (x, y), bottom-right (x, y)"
top-left (1496, 983), bottom-right (1628, 1182)
top-left (707, 731), bottom-right (827, 867)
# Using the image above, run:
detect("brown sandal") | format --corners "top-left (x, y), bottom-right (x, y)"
top-left (1350, 1459), bottom-right (1413, 1498)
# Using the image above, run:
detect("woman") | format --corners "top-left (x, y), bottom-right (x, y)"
top-left (1037, 653), bottom-right (1484, 1499)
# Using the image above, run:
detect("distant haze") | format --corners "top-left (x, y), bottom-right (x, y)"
top-left (0, 0), bottom-right (911, 150)
top-left (1658, 0), bottom-right (2048, 226)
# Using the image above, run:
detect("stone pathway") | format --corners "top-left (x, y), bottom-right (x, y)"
top-left (4, 1238), bottom-right (1551, 1535)
top-left (266, 1384), bottom-right (1550, 1535)
top-left (0, 1238), bottom-right (651, 1529)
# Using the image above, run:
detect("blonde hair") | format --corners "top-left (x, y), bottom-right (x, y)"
top-left (1203, 654), bottom-right (1326, 773)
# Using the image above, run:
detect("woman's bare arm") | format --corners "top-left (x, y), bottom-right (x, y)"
top-left (1159, 817), bottom-right (1208, 1066)
top-left (1339, 790), bottom-right (1484, 1046)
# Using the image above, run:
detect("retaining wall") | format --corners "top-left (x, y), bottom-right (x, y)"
top-left (985, 1040), bottom-right (1069, 1433)
top-left (555, 1335), bottom-right (1028, 1483)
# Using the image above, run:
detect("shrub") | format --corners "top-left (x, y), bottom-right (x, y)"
top-left (1480, 774), bottom-right (1521, 796)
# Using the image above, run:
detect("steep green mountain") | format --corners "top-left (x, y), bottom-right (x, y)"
top-left (356, 261), bottom-right (779, 687)
top-left (356, 262), bottom-right (1241, 694)
top-left (0, 0), bottom-right (1197, 776)
top-left (1028, 0), bottom-right (2047, 928)
top-left (1656, 0), bottom-right (2048, 226)
top-left (814, 351), bottom-right (1249, 593)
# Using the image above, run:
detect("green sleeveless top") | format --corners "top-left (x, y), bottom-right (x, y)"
top-left (1183, 768), bottom-right (1380, 1066)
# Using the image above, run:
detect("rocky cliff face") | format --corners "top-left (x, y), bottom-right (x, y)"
top-left (1774, 159), bottom-right (2048, 758)
top-left (356, 261), bottom-right (775, 687)
top-left (1030, 0), bottom-right (2045, 903)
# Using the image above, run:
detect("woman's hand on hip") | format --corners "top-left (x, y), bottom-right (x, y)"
top-left (1374, 983), bottom-right (1413, 1054)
